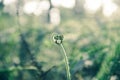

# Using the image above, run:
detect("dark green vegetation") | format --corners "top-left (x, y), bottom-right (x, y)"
top-left (0, 1), bottom-right (120, 80)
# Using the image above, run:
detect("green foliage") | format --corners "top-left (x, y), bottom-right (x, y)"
top-left (96, 41), bottom-right (120, 80)
top-left (0, 3), bottom-right (120, 80)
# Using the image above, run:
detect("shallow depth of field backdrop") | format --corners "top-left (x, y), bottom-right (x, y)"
top-left (0, 0), bottom-right (120, 80)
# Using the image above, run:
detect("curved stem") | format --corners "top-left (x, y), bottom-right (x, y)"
top-left (60, 44), bottom-right (71, 80)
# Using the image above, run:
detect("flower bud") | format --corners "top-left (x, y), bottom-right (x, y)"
top-left (53, 34), bottom-right (64, 45)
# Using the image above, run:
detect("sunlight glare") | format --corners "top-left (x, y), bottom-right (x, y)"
top-left (102, 0), bottom-right (118, 17)
top-left (3, 0), bottom-right (16, 5)
top-left (23, 1), bottom-right (50, 15)
top-left (61, 0), bottom-right (75, 8)
top-left (24, 1), bottom-right (37, 14)
top-left (39, 1), bottom-right (50, 11)
top-left (84, 0), bottom-right (102, 13)
top-left (51, 0), bottom-right (61, 7)
top-left (84, 0), bottom-right (118, 16)
top-left (51, 0), bottom-right (75, 8)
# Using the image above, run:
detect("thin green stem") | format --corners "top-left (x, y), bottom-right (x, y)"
top-left (60, 44), bottom-right (71, 80)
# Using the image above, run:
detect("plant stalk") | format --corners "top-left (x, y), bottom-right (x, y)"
top-left (60, 43), bottom-right (71, 80)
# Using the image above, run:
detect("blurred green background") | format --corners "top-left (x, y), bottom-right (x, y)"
top-left (0, 0), bottom-right (120, 80)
